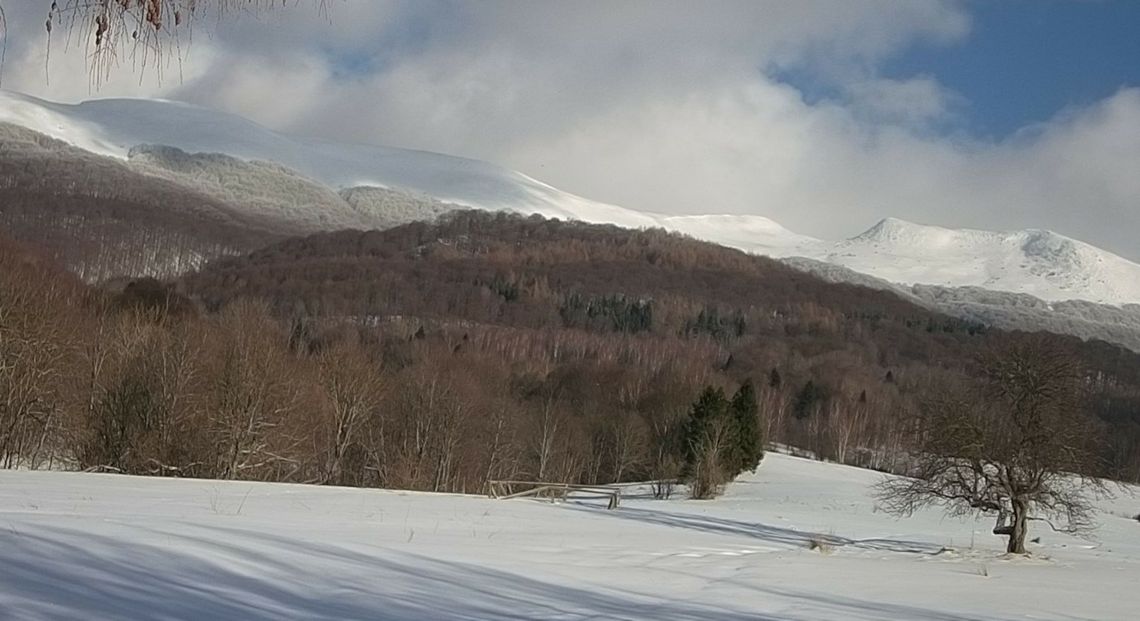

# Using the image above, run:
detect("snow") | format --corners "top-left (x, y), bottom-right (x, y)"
top-left (2, 90), bottom-right (1139, 305)
top-left (0, 90), bottom-right (807, 253)
top-left (799, 218), bottom-right (1140, 306)
top-left (2, 454), bottom-right (1137, 620)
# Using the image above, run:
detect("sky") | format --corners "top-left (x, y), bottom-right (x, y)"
top-left (1, 0), bottom-right (1138, 260)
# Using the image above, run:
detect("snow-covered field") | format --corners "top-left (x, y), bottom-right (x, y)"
top-left (2, 454), bottom-right (1136, 620)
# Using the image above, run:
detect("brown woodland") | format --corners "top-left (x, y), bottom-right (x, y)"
top-left (2, 212), bottom-right (1138, 493)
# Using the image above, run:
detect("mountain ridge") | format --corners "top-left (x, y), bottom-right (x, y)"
top-left (1, 89), bottom-right (1138, 306)
top-left (813, 217), bottom-right (1140, 305)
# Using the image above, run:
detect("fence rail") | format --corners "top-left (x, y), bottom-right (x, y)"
top-left (486, 480), bottom-right (621, 510)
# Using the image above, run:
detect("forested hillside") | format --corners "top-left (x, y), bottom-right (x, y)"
top-left (0, 123), bottom-right (460, 282)
top-left (0, 124), bottom-right (276, 280)
top-left (182, 212), bottom-right (1140, 482)
top-left (3, 212), bottom-right (1139, 493)
top-left (4, 117), bottom-right (1139, 354)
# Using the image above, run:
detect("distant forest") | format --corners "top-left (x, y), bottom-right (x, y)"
top-left (3, 212), bottom-right (1139, 492)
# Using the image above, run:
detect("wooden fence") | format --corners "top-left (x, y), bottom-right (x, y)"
top-left (486, 480), bottom-right (621, 510)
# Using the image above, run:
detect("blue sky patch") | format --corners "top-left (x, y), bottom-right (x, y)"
top-left (883, 0), bottom-right (1140, 138)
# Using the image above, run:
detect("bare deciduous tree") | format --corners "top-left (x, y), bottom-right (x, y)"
top-left (682, 386), bottom-right (734, 500)
top-left (830, 396), bottom-right (866, 466)
top-left (316, 340), bottom-right (382, 485)
top-left (531, 391), bottom-right (562, 482)
top-left (687, 415), bottom-right (734, 500)
top-left (206, 301), bottom-right (302, 481)
top-left (0, 242), bottom-right (81, 468)
top-left (876, 338), bottom-right (1110, 554)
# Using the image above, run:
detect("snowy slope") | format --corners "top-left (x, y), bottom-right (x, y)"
top-left (1, 453), bottom-right (1136, 620)
top-left (0, 90), bottom-right (809, 252)
top-left (2, 90), bottom-right (1138, 304)
top-left (794, 218), bottom-right (1140, 306)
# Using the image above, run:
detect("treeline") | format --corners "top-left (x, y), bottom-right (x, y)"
top-left (3, 212), bottom-right (1139, 493)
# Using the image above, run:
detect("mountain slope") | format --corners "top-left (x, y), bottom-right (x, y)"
top-left (786, 256), bottom-right (1140, 353)
top-left (0, 90), bottom-right (809, 253)
top-left (795, 218), bottom-right (1140, 305)
top-left (1, 89), bottom-right (1138, 307)
top-left (0, 123), bottom-right (281, 280)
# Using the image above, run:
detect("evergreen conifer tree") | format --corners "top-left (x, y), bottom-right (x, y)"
top-left (730, 380), bottom-right (763, 473)
top-left (793, 380), bottom-right (823, 419)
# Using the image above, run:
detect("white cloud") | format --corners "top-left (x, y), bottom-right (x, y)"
top-left (842, 76), bottom-right (965, 128)
top-left (1, 0), bottom-right (1136, 260)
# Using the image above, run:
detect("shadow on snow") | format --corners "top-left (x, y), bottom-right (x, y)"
top-left (0, 518), bottom-right (1009, 621)
top-left (564, 501), bottom-right (948, 555)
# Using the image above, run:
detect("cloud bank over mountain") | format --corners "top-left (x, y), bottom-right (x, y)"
top-left (1, 1), bottom-right (1136, 260)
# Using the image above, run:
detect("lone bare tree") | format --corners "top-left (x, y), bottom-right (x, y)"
top-left (876, 337), bottom-right (1109, 554)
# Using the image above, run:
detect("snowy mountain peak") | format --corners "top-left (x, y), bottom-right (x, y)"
top-left (853, 217), bottom-right (1093, 263)
top-left (851, 217), bottom-right (969, 247)
top-left (849, 218), bottom-right (1112, 276)
top-left (820, 218), bottom-right (1140, 304)
top-left (856, 216), bottom-right (918, 239)
top-left (853, 217), bottom-right (1031, 249)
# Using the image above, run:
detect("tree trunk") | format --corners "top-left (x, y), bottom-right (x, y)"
top-left (1007, 498), bottom-right (1029, 554)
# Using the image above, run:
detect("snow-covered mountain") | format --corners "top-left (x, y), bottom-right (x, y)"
top-left (2, 89), bottom-right (1138, 307)
top-left (798, 218), bottom-right (1140, 306)
top-left (0, 90), bottom-right (808, 252)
